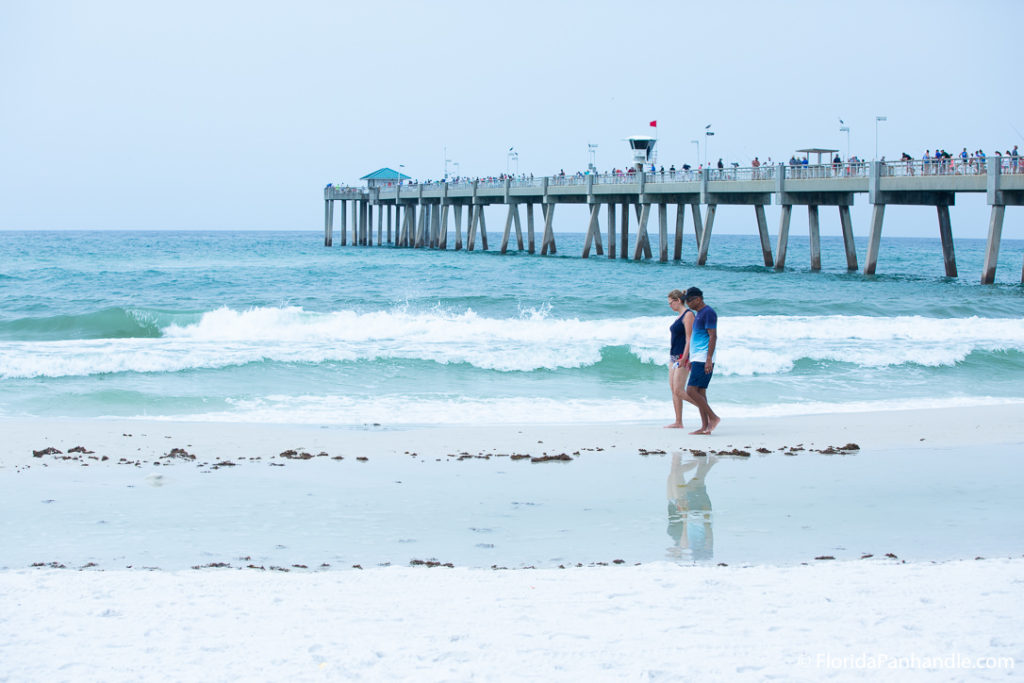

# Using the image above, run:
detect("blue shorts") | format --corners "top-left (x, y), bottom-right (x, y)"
top-left (687, 361), bottom-right (713, 388)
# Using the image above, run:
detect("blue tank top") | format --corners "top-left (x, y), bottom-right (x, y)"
top-left (669, 311), bottom-right (691, 356)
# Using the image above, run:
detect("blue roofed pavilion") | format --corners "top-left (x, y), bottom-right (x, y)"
top-left (360, 167), bottom-right (411, 189)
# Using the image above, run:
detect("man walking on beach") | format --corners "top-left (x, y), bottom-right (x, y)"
top-left (683, 287), bottom-right (720, 435)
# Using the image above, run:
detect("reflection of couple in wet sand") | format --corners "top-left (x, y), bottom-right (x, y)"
top-left (665, 287), bottom-right (720, 435)
top-left (666, 452), bottom-right (717, 561)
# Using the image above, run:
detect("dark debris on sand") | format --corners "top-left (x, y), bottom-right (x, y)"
top-left (410, 558), bottom-right (454, 568)
top-left (531, 453), bottom-right (573, 463)
top-left (161, 448), bottom-right (196, 461)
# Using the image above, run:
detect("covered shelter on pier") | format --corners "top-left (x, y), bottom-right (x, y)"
top-left (796, 148), bottom-right (840, 164)
top-left (361, 167), bottom-right (411, 189)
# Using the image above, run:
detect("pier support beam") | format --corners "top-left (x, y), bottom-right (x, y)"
top-left (420, 204), bottom-right (430, 248)
top-left (981, 205), bottom-right (1005, 284)
top-left (808, 205), bottom-right (821, 271)
top-left (431, 203), bottom-right (441, 248)
top-left (352, 201), bottom-right (359, 245)
top-left (354, 202), bottom-right (361, 245)
top-left (756, 204), bottom-right (774, 267)
top-left (673, 205), bottom-right (684, 261)
top-left (583, 204), bottom-right (601, 258)
top-left (324, 200), bottom-right (333, 247)
top-left (526, 203), bottom-right (536, 254)
top-left (357, 202), bottom-right (365, 246)
top-left (501, 205), bottom-right (513, 254)
top-left (467, 205), bottom-right (477, 251)
top-left (691, 204), bottom-right (704, 250)
top-left (477, 205), bottom-right (489, 250)
top-left (775, 205), bottom-right (792, 270)
top-left (937, 204), bottom-right (957, 277)
top-left (607, 203), bottom-right (617, 259)
top-left (414, 203), bottom-right (426, 248)
top-left (501, 203), bottom-right (524, 253)
top-left (453, 204), bottom-right (464, 251)
top-left (696, 205), bottom-right (717, 266)
top-left (403, 204), bottom-right (415, 247)
top-left (395, 206), bottom-right (404, 246)
top-left (981, 156), bottom-right (1018, 283)
top-left (633, 204), bottom-right (652, 260)
top-left (439, 204), bottom-right (449, 249)
top-left (541, 203), bottom-right (557, 255)
top-left (377, 204), bottom-right (383, 246)
top-left (839, 205), bottom-right (857, 270)
top-left (340, 201), bottom-right (348, 246)
top-left (864, 204), bottom-right (886, 275)
top-left (467, 205), bottom-right (489, 250)
top-left (658, 203), bottom-right (668, 262)
top-left (620, 202), bottom-right (629, 259)
top-left (361, 201), bottom-right (369, 246)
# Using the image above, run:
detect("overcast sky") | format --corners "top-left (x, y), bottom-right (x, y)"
top-left (2, 0), bottom-right (1022, 237)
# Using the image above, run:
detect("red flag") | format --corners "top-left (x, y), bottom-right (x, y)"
top-left (649, 120), bottom-right (657, 127)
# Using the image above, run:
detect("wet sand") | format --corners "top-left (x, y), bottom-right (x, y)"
top-left (3, 403), bottom-right (1022, 472)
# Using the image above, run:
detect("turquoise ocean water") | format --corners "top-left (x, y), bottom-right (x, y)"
top-left (2, 230), bottom-right (1023, 425)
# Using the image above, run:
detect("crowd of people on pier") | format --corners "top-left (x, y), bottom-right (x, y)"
top-left (893, 145), bottom-right (1021, 175)
top-left (331, 143), bottom-right (1021, 191)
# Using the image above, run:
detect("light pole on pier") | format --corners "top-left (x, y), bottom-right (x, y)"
top-left (507, 147), bottom-right (518, 176)
top-left (875, 116), bottom-right (887, 160)
top-left (444, 146), bottom-right (451, 180)
top-left (587, 143), bottom-right (598, 173)
top-left (839, 119), bottom-right (850, 162)
top-left (704, 124), bottom-right (714, 167)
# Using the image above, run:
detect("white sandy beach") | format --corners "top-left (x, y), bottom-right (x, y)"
top-left (1, 560), bottom-right (1021, 681)
top-left (2, 405), bottom-right (1022, 680)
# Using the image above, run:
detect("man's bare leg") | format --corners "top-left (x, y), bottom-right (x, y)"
top-left (686, 385), bottom-right (720, 435)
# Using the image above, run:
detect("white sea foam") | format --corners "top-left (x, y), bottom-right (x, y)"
top-left (137, 394), bottom-right (1024, 426)
top-left (2, 306), bottom-right (1023, 379)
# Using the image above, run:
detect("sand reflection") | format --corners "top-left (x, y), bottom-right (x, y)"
top-left (666, 452), bottom-right (717, 561)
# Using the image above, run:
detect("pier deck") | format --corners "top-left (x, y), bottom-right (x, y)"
top-left (324, 159), bottom-right (1024, 283)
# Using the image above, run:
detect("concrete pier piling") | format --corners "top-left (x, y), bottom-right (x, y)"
top-left (323, 157), bottom-right (1022, 282)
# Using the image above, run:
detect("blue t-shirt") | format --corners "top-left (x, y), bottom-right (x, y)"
top-left (690, 305), bottom-right (717, 362)
top-left (669, 311), bottom-right (691, 356)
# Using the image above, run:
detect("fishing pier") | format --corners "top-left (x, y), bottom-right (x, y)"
top-left (324, 158), bottom-right (1024, 283)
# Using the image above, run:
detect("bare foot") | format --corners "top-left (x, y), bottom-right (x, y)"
top-left (664, 422), bottom-right (684, 429)
top-left (689, 428), bottom-right (708, 435)
top-left (706, 416), bottom-right (721, 434)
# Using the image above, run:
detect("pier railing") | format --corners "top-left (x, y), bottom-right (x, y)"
top-left (881, 158), bottom-right (1023, 177)
top-left (339, 158), bottom-right (1023, 197)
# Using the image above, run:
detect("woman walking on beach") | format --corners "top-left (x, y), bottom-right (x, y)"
top-left (666, 289), bottom-right (695, 428)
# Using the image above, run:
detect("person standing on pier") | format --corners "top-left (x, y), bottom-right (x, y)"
top-left (665, 289), bottom-right (695, 429)
top-left (682, 287), bottom-right (720, 435)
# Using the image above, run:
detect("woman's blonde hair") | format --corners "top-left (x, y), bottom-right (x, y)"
top-left (668, 289), bottom-right (685, 301)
